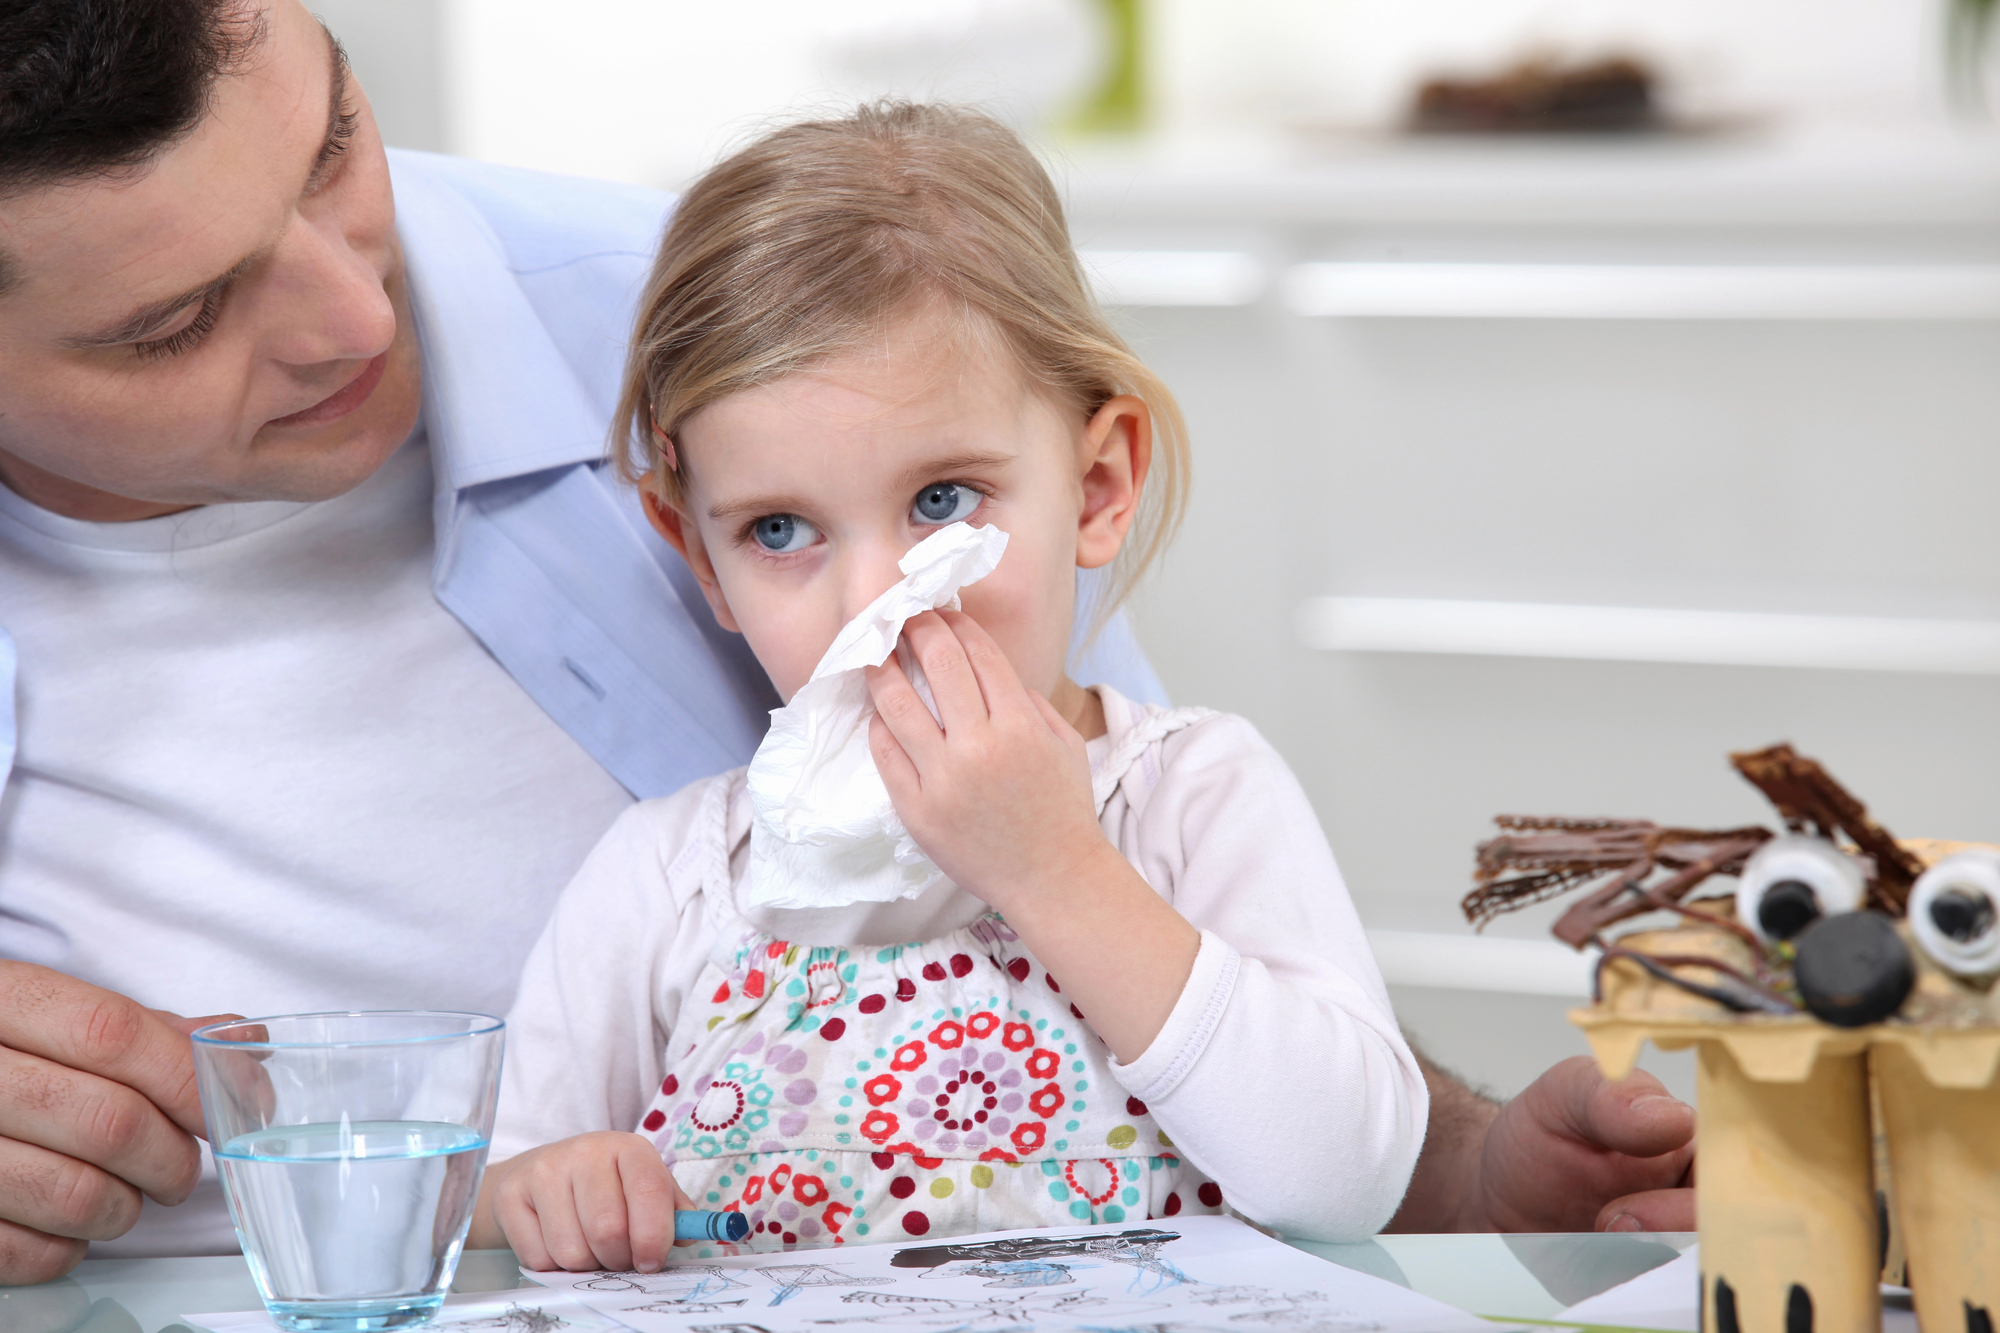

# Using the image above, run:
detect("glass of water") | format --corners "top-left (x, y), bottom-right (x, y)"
top-left (192, 1012), bottom-right (505, 1333)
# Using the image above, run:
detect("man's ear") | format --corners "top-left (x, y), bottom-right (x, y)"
top-left (1075, 394), bottom-right (1151, 571)
top-left (641, 482), bottom-right (742, 633)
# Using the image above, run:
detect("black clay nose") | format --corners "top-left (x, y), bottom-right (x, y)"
top-left (1758, 879), bottom-right (1822, 941)
top-left (1793, 911), bottom-right (1914, 1027)
top-left (1931, 888), bottom-right (1997, 944)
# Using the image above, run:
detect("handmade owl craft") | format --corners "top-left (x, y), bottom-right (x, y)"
top-left (1467, 744), bottom-right (2000, 1333)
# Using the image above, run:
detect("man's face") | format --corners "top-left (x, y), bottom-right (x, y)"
top-left (0, 0), bottom-right (420, 521)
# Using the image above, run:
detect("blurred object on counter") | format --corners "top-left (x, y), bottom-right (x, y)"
top-left (1948, 0), bottom-right (1999, 114)
top-left (1410, 54), bottom-right (1659, 134)
top-left (816, 0), bottom-right (1110, 132)
top-left (1068, 0), bottom-right (1145, 135)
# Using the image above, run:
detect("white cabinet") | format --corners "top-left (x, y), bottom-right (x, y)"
top-left (1067, 131), bottom-right (2000, 1096)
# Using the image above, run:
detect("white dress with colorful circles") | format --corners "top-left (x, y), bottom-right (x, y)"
top-left (635, 872), bottom-right (1225, 1243)
top-left (496, 688), bottom-right (1426, 1244)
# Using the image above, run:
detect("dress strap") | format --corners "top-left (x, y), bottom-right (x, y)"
top-left (692, 774), bottom-right (755, 947)
top-left (1091, 706), bottom-right (1216, 813)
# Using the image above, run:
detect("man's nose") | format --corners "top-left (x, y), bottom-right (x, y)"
top-left (258, 213), bottom-right (397, 367)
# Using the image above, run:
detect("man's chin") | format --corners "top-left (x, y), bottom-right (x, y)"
top-left (245, 360), bottom-right (423, 502)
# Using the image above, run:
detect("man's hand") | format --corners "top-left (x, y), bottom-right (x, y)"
top-left (472, 1132), bottom-right (696, 1273)
top-left (0, 963), bottom-right (219, 1284)
top-left (1387, 1051), bottom-right (1694, 1233)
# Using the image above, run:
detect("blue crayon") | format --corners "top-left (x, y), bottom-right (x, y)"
top-left (676, 1209), bottom-right (750, 1242)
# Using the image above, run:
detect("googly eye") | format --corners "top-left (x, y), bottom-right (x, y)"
top-left (1737, 835), bottom-right (1867, 945)
top-left (1908, 850), bottom-right (2000, 978)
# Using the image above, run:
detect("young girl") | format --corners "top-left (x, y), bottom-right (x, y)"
top-left (469, 102), bottom-right (1424, 1269)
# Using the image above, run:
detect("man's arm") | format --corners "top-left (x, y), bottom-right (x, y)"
top-left (0, 964), bottom-right (217, 1283)
top-left (1384, 1044), bottom-right (1696, 1234)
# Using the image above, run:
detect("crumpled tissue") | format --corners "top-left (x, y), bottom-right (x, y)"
top-left (744, 521), bottom-right (1009, 910)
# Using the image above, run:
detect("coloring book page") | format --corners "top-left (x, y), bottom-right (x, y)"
top-left (188, 1289), bottom-right (626, 1333)
top-left (521, 1214), bottom-right (1501, 1333)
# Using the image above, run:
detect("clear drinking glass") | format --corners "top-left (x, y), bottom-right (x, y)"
top-left (192, 1012), bottom-right (505, 1333)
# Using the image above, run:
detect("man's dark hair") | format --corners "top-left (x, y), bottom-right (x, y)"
top-left (0, 0), bottom-right (265, 291)
top-left (0, 0), bottom-right (266, 195)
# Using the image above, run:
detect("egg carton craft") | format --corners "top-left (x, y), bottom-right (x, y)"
top-left (1464, 744), bottom-right (2000, 1333)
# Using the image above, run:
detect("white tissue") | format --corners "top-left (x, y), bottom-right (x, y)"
top-left (744, 521), bottom-right (1010, 910)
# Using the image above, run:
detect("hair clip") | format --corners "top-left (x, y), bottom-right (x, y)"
top-left (648, 415), bottom-right (679, 472)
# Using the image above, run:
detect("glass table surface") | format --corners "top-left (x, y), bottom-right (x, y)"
top-left (3, 1234), bottom-right (1697, 1333)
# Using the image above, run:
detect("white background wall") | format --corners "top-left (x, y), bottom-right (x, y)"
top-left (316, 0), bottom-right (2000, 1103)
top-left (318, 0), bottom-right (1973, 184)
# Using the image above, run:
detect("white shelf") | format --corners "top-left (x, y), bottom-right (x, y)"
top-left (1298, 596), bottom-right (2000, 674)
top-left (1368, 929), bottom-right (1594, 998)
top-left (1281, 261), bottom-right (2000, 320)
top-left (1079, 249), bottom-right (1265, 307)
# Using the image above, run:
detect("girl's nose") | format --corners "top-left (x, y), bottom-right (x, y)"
top-left (838, 542), bottom-right (915, 627)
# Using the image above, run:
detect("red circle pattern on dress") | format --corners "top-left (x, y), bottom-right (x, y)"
top-left (1063, 1158), bottom-right (1121, 1207)
top-left (689, 1080), bottom-right (745, 1132)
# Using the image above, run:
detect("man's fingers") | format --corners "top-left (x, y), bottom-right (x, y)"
top-left (1595, 1186), bottom-right (1696, 1233)
top-left (0, 1047), bottom-right (202, 1204)
top-left (0, 964), bottom-right (206, 1137)
top-left (156, 1012), bottom-right (248, 1040)
top-left (0, 1215), bottom-right (88, 1286)
top-left (1578, 1066), bottom-right (1697, 1161)
top-left (0, 1133), bottom-right (145, 1241)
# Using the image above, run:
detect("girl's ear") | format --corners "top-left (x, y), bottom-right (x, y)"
top-left (641, 482), bottom-right (743, 634)
top-left (1075, 394), bottom-right (1152, 571)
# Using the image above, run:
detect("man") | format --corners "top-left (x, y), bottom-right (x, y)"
top-left (0, 0), bottom-right (1694, 1284)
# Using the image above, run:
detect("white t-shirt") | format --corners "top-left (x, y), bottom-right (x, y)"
top-left (497, 689), bottom-right (1427, 1242)
top-left (0, 435), bottom-right (634, 1253)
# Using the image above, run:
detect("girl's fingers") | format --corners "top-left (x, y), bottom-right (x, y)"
top-left (900, 611), bottom-right (990, 724)
top-left (496, 1191), bottom-right (554, 1273)
top-left (934, 610), bottom-right (1029, 718)
top-left (572, 1151), bottom-right (639, 1271)
top-left (864, 656), bottom-right (946, 769)
top-left (514, 1170), bottom-right (588, 1271)
top-left (668, 1175), bottom-right (703, 1248)
top-left (617, 1143), bottom-right (680, 1272)
top-left (1027, 688), bottom-right (1083, 752)
top-left (869, 712), bottom-right (924, 799)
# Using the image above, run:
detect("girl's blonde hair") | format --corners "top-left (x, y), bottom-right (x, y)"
top-left (612, 100), bottom-right (1189, 623)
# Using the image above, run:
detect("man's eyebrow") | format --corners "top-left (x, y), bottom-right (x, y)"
top-left (60, 253), bottom-right (256, 350)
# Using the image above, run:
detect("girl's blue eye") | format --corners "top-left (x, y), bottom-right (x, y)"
top-left (752, 513), bottom-right (819, 553)
top-left (912, 483), bottom-right (982, 526)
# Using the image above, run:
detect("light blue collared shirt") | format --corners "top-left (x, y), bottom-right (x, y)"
top-left (0, 150), bottom-right (1165, 803)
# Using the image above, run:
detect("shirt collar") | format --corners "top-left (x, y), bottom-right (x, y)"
top-left (390, 152), bottom-right (610, 495)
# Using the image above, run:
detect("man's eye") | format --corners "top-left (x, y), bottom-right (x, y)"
top-left (751, 513), bottom-right (820, 553)
top-left (911, 483), bottom-right (982, 526)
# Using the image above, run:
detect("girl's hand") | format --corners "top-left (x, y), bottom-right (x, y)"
top-left (470, 1131), bottom-right (694, 1272)
top-left (865, 609), bottom-right (1108, 914)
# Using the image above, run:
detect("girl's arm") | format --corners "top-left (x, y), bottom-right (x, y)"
top-left (865, 611), bottom-right (1198, 1061)
top-left (868, 612), bottom-right (1426, 1241)
top-left (476, 791), bottom-right (716, 1261)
